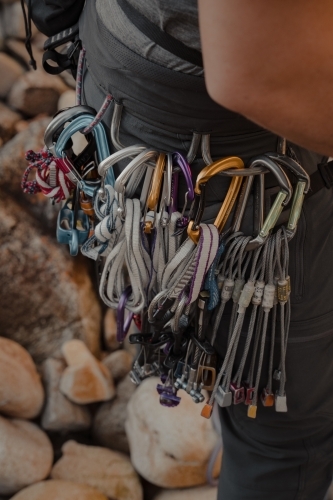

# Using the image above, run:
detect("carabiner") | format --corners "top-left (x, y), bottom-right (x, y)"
top-left (246, 156), bottom-right (293, 250)
top-left (172, 152), bottom-right (195, 209)
top-left (187, 156), bottom-right (244, 244)
top-left (143, 153), bottom-right (166, 233)
top-left (114, 149), bottom-right (159, 219)
top-left (54, 114), bottom-right (114, 186)
top-left (44, 105), bottom-right (96, 155)
top-left (268, 152), bottom-right (310, 240)
top-left (98, 145), bottom-right (147, 199)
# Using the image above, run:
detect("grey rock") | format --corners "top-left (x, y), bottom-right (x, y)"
top-left (0, 52), bottom-right (24, 99)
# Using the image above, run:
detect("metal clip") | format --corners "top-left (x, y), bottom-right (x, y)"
top-left (187, 156), bottom-right (244, 244)
top-left (215, 386), bottom-right (233, 407)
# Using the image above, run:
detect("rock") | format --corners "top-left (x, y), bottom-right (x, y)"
top-left (0, 101), bottom-right (22, 145)
top-left (103, 308), bottom-right (120, 351)
top-left (57, 90), bottom-right (76, 110)
top-left (5, 38), bottom-right (43, 69)
top-left (10, 480), bottom-right (108, 500)
top-left (102, 350), bottom-right (133, 381)
top-left (51, 440), bottom-right (143, 500)
top-left (60, 340), bottom-right (115, 404)
top-left (153, 486), bottom-right (218, 500)
top-left (126, 377), bottom-right (221, 488)
top-left (41, 358), bottom-right (91, 432)
top-left (0, 52), bottom-right (24, 99)
top-left (0, 191), bottom-right (101, 364)
top-left (0, 416), bottom-right (53, 495)
top-left (7, 69), bottom-right (68, 117)
top-left (92, 376), bottom-right (136, 454)
top-left (0, 337), bottom-right (44, 419)
top-left (59, 69), bottom-right (76, 89)
top-left (2, 1), bottom-right (38, 39)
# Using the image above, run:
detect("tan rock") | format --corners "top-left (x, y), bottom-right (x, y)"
top-left (0, 52), bottom-right (24, 99)
top-left (51, 440), bottom-right (143, 500)
top-left (2, 1), bottom-right (38, 39)
top-left (92, 376), bottom-right (136, 454)
top-left (41, 358), bottom-right (91, 432)
top-left (0, 101), bottom-right (21, 145)
top-left (0, 337), bottom-right (44, 419)
top-left (102, 350), bottom-right (133, 382)
top-left (10, 480), bottom-right (108, 500)
top-left (7, 69), bottom-right (68, 117)
top-left (0, 190), bottom-right (101, 364)
top-left (57, 89), bottom-right (76, 110)
top-left (103, 308), bottom-right (120, 351)
top-left (60, 340), bottom-right (115, 404)
top-left (0, 417), bottom-right (53, 495)
top-left (154, 486), bottom-right (218, 500)
top-left (126, 377), bottom-right (221, 488)
top-left (5, 38), bottom-right (43, 69)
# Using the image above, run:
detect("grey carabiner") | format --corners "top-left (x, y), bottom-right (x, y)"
top-left (115, 149), bottom-right (159, 217)
top-left (98, 145), bottom-right (147, 199)
top-left (201, 133), bottom-right (213, 165)
top-left (246, 156), bottom-right (293, 250)
top-left (44, 105), bottom-right (96, 155)
top-left (163, 153), bottom-right (173, 208)
top-left (186, 132), bottom-right (201, 164)
top-left (110, 102), bottom-right (124, 151)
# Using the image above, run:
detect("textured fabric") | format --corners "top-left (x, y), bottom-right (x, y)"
top-left (96, 0), bottom-right (203, 75)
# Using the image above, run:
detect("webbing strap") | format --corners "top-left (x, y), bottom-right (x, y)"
top-left (116, 0), bottom-right (203, 68)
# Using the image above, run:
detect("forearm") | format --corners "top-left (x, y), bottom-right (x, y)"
top-left (198, 0), bottom-right (333, 156)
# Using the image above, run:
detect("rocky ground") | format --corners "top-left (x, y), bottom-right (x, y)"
top-left (0, 1), bottom-right (221, 499)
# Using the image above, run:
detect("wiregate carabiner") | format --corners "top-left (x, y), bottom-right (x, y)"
top-left (246, 156), bottom-right (293, 250)
top-left (187, 156), bottom-right (244, 244)
top-left (171, 152), bottom-right (195, 213)
top-left (267, 152), bottom-right (310, 240)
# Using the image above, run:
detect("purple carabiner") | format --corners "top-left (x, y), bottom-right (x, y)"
top-left (116, 286), bottom-right (134, 343)
top-left (170, 152), bottom-right (194, 213)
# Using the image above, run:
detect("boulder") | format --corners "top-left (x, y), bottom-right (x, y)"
top-left (0, 101), bottom-right (21, 145)
top-left (92, 375), bottom-right (136, 454)
top-left (57, 90), bottom-right (76, 110)
top-left (0, 190), bottom-right (101, 364)
top-left (51, 440), bottom-right (143, 500)
top-left (103, 308), bottom-right (120, 351)
top-left (0, 417), bottom-right (53, 495)
top-left (2, 1), bottom-right (38, 39)
top-left (0, 116), bottom-right (58, 227)
top-left (0, 337), bottom-right (44, 419)
top-left (60, 340), bottom-right (116, 404)
top-left (0, 52), bottom-right (24, 99)
top-left (153, 486), bottom-right (218, 500)
top-left (102, 350), bottom-right (133, 382)
top-left (126, 377), bottom-right (221, 488)
top-left (5, 38), bottom-right (43, 69)
top-left (41, 358), bottom-right (91, 432)
top-left (8, 69), bottom-right (68, 117)
top-left (10, 480), bottom-right (108, 500)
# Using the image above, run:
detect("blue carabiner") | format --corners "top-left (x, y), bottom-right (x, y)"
top-left (54, 114), bottom-right (115, 187)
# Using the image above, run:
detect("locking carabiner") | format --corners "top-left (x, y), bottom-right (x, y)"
top-left (268, 153), bottom-right (310, 240)
top-left (54, 114), bottom-right (114, 187)
top-left (44, 105), bottom-right (96, 155)
top-left (246, 156), bottom-right (293, 250)
top-left (187, 157), bottom-right (244, 244)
